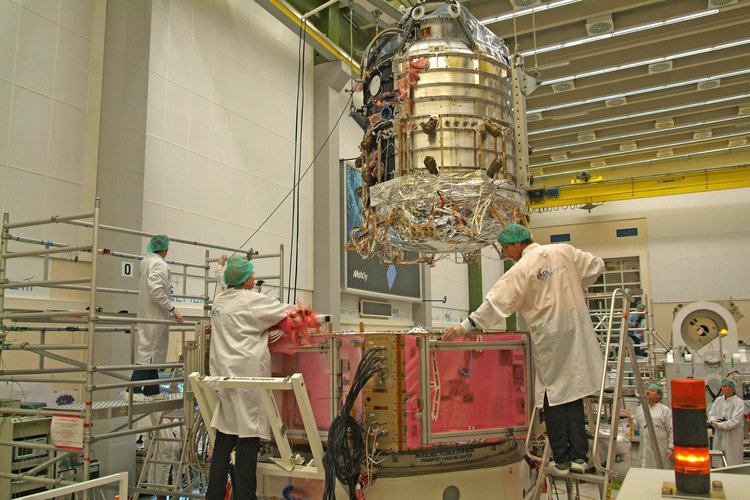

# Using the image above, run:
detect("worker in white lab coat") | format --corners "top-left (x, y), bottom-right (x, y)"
top-left (130, 235), bottom-right (184, 398)
top-left (630, 384), bottom-right (674, 469)
top-left (444, 224), bottom-right (605, 475)
top-left (206, 257), bottom-right (289, 500)
top-left (708, 377), bottom-right (746, 466)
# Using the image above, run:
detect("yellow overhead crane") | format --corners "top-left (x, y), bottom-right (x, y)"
top-left (529, 164), bottom-right (750, 209)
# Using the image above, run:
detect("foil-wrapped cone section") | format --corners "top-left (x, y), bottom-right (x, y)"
top-left (347, 172), bottom-right (526, 263)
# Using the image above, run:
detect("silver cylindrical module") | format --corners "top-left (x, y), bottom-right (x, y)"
top-left (350, 2), bottom-right (527, 260)
top-left (395, 18), bottom-right (515, 181)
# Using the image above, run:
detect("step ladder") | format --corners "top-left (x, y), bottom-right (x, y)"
top-left (524, 288), bottom-right (665, 500)
top-left (132, 408), bottom-right (202, 499)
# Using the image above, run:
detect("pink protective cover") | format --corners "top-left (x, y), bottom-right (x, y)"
top-left (403, 333), bottom-right (528, 448)
top-left (272, 333), bottom-right (528, 449)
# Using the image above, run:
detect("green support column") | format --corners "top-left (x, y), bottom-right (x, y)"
top-left (467, 253), bottom-right (483, 312)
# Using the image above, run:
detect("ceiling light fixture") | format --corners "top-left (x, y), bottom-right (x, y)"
top-left (479, 0), bottom-right (582, 26)
top-left (542, 38), bottom-right (750, 86)
top-left (523, 9), bottom-right (718, 57)
top-left (527, 68), bottom-right (750, 114)
top-left (529, 93), bottom-right (750, 135)
top-left (531, 115), bottom-right (750, 153)
top-left (532, 130), bottom-right (748, 167)
top-left (534, 144), bottom-right (750, 179)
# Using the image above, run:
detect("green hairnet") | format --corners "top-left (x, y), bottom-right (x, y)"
top-left (497, 224), bottom-right (532, 244)
top-left (147, 235), bottom-right (170, 253)
top-left (224, 258), bottom-right (254, 286)
top-left (226, 255), bottom-right (244, 265)
top-left (647, 384), bottom-right (663, 401)
top-left (720, 378), bottom-right (737, 393)
top-left (637, 302), bottom-right (646, 309)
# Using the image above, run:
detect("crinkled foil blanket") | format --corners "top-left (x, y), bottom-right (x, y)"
top-left (346, 171), bottom-right (527, 264)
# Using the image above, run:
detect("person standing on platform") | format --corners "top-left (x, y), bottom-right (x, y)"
top-left (130, 235), bottom-right (184, 399)
top-left (443, 224), bottom-right (605, 475)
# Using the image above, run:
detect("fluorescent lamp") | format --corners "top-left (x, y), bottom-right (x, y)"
top-left (532, 116), bottom-right (749, 153)
top-left (525, 8), bottom-right (720, 57)
top-left (529, 93), bottom-right (750, 135)
top-left (480, 0), bottom-right (582, 25)
top-left (535, 145), bottom-right (750, 179)
top-left (531, 130), bottom-right (750, 167)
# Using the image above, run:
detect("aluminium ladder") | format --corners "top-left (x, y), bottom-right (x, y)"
top-left (524, 288), bottom-right (664, 500)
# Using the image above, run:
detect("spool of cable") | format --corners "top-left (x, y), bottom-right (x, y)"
top-left (671, 378), bottom-right (710, 494)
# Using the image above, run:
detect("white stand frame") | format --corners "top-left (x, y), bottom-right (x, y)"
top-left (188, 372), bottom-right (324, 480)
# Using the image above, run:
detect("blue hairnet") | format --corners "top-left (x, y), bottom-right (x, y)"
top-left (647, 384), bottom-right (663, 401)
top-left (223, 258), bottom-right (253, 286)
top-left (497, 224), bottom-right (532, 244)
top-left (720, 378), bottom-right (737, 393)
top-left (147, 235), bottom-right (169, 253)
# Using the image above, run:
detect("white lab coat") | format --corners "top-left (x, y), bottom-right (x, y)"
top-left (708, 394), bottom-right (745, 466)
top-left (463, 243), bottom-right (605, 407)
top-left (634, 402), bottom-right (673, 469)
top-left (209, 288), bottom-right (288, 439)
top-left (135, 253), bottom-right (173, 365)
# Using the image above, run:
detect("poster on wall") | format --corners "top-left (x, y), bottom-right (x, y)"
top-left (342, 162), bottom-right (421, 300)
top-left (4, 256), bottom-right (51, 299)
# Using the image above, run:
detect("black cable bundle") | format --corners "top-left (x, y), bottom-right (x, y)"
top-left (323, 347), bottom-right (384, 500)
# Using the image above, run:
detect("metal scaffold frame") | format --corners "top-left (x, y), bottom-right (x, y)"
top-left (0, 197), bottom-right (285, 498)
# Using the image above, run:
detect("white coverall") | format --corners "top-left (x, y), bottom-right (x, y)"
top-left (461, 242), bottom-right (605, 408)
top-left (135, 253), bottom-right (173, 365)
top-left (209, 288), bottom-right (288, 439)
top-left (634, 401), bottom-right (673, 469)
top-left (708, 394), bottom-right (746, 466)
top-left (148, 412), bottom-right (181, 486)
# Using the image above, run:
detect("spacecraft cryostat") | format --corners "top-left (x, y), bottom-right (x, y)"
top-left (348, 1), bottom-right (530, 264)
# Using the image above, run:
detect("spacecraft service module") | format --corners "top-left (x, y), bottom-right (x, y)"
top-left (347, 1), bottom-right (531, 264)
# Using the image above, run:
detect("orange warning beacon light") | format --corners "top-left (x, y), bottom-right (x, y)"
top-left (671, 378), bottom-right (710, 494)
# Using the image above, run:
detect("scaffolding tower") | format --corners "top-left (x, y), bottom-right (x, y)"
top-left (0, 198), bottom-right (284, 498)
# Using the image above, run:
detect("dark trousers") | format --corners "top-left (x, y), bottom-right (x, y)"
top-left (543, 394), bottom-right (589, 465)
top-left (628, 331), bottom-right (643, 356)
top-left (207, 430), bottom-right (260, 500)
top-left (130, 368), bottom-right (160, 396)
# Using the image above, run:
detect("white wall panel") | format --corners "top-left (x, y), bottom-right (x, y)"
top-left (188, 92), bottom-right (211, 155)
top-left (143, 135), bottom-right (163, 203)
top-left (0, 1), bottom-right (19, 81)
top-left (162, 143), bottom-right (188, 209)
top-left (54, 26), bottom-right (90, 108)
top-left (48, 99), bottom-right (86, 183)
top-left (164, 80), bottom-right (190, 145)
top-left (59, 0), bottom-right (93, 38)
top-left (22, 0), bottom-right (59, 22)
top-left (167, 20), bottom-right (192, 88)
top-left (230, 60), bottom-right (250, 118)
top-left (16, 8), bottom-right (56, 95)
top-left (186, 151), bottom-right (210, 215)
top-left (9, 86), bottom-right (51, 173)
top-left (190, 35), bottom-right (212, 99)
top-left (150, 10), bottom-right (168, 76)
top-left (146, 72), bottom-right (166, 137)
top-left (0, 80), bottom-right (11, 162)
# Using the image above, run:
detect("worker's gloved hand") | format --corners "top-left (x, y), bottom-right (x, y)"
top-left (218, 254), bottom-right (227, 266)
top-left (442, 324), bottom-right (467, 341)
top-left (172, 309), bottom-right (184, 324)
top-left (666, 448), bottom-right (674, 461)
